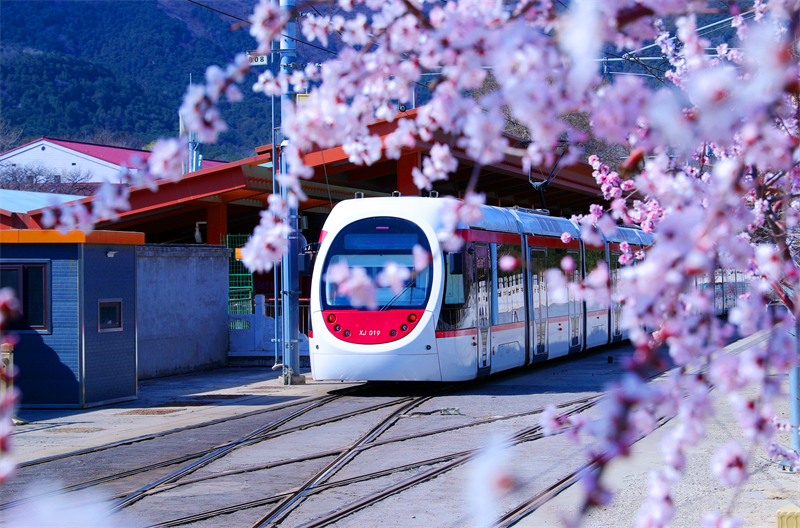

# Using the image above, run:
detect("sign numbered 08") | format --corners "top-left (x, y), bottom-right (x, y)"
top-left (247, 51), bottom-right (270, 66)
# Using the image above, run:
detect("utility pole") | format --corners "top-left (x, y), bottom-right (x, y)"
top-left (279, 0), bottom-right (302, 385)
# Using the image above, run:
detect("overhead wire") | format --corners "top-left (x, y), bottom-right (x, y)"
top-left (184, 0), bottom-right (338, 56)
top-left (602, 9), bottom-right (756, 80)
top-left (294, 21), bottom-right (335, 210)
top-left (185, 0), bottom-right (756, 182)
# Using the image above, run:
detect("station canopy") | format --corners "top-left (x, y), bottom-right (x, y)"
top-left (20, 109), bottom-right (608, 245)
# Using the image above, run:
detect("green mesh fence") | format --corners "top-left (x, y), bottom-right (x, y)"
top-left (226, 234), bottom-right (254, 314)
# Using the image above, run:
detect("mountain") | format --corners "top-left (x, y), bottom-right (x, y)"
top-left (0, 1), bottom-right (744, 162)
top-left (0, 0), bottom-right (283, 161)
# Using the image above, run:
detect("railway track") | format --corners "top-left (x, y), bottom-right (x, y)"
top-left (3, 376), bottom-right (599, 527)
top-left (141, 337), bottom-right (764, 528)
top-left (5, 333), bottom-right (770, 527)
top-left (1, 387), bottom-right (422, 513)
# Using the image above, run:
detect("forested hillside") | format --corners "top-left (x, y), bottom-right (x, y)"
top-left (0, 0), bottom-right (741, 162)
top-left (0, 0), bottom-right (285, 161)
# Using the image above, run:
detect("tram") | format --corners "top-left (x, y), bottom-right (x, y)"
top-left (308, 196), bottom-right (743, 381)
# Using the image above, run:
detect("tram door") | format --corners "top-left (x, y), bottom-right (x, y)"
top-left (567, 249), bottom-right (583, 351)
top-left (610, 252), bottom-right (623, 341)
top-left (529, 248), bottom-right (547, 355)
top-left (474, 244), bottom-right (492, 373)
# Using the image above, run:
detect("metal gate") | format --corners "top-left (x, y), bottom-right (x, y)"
top-left (226, 234), bottom-right (254, 314)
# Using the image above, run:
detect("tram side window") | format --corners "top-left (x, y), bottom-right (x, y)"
top-left (584, 248), bottom-right (608, 311)
top-left (437, 252), bottom-right (476, 331)
top-left (495, 243), bottom-right (524, 324)
top-left (546, 247), bottom-right (582, 285)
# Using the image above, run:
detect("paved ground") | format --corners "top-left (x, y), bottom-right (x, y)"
top-left (5, 331), bottom-right (800, 527)
top-left (11, 367), bottom-right (356, 464)
top-left (522, 332), bottom-right (800, 528)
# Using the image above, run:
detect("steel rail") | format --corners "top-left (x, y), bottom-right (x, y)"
top-left (2, 394), bottom-right (416, 512)
top-left (16, 395), bottom-right (331, 468)
top-left (142, 335), bottom-right (768, 528)
top-left (250, 393), bottom-right (437, 527)
top-left (17, 382), bottom-right (378, 469)
top-left (107, 395), bottom-right (342, 512)
top-left (292, 351), bottom-right (706, 528)
top-left (294, 398), bottom-right (601, 528)
top-left (141, 390), bottom-right (635, 527)
top-left (128, 395), bottom-right (601, 501)
top-left (486, 334), bottom-right (775, 528)
top-left (490, 415), bottom-right (673, 528)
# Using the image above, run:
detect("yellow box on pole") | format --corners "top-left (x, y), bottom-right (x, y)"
top-left (777, 504), bottom-right (800, 528)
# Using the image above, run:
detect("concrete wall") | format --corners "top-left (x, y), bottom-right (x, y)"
top-left (136, 245), bottom-right (230, 379)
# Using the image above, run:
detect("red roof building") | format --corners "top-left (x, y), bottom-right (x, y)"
top-left (0, 136), bottom-right (226, 184)
top-left (12, 110), bottom-right (604, 247)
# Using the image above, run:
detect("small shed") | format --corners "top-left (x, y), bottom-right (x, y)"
top-left (0, 230), bottom-right (143, 408)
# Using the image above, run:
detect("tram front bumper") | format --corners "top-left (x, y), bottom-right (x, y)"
top-left (310, 351), bottom-right (442, 382)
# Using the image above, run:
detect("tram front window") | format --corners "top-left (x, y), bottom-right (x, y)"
top-left (321, 217), bottom-right (432, 310)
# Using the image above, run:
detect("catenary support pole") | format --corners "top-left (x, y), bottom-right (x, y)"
top-left (270, 17), bottom-right (281, 372)
top-left (279, 0), bottom-right (301, 384)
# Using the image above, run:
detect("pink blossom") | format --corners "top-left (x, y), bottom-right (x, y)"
top-left (377, 262), bottom-right (411, 294)
top-left (635, 468), bottom-right (678, 528)
top-left (540, 404), bottom-right (567, 435)
top-left (301, 14), bottom-right (331, 47)
top-left (498, 255), bottom-right (518, 271)
top-left (711, 440), bottom-right (748, 487)
top-left (324, 261), bottom-right (351, 285)
top-left (413, 245), bottom-right (431, 272)
top-left (701, 512), bottom-right (742, 528)
top-left (336, 267), bottom-right (377, 309)
top-left (148, 137), bottom-right (188, 181)
top-left (412, 143), bottom-right (458, 191)
top-left (343, 135), bottom-right (383, 166)
top-left (240, 211), bottom-right (292, 274)
top-left (560, 232), bottom-right (572, 244)
top-left (384, 118), bottom-right (417, 159)
top-left (545, 269), bottom-right (569, 303)
top-left (179, 84), bottom-right (228, 144)
top-left (249, 0), bottom-right (289, 53)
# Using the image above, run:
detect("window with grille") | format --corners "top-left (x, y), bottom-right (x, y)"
top-left (0, 263), bottom-right (48, 331)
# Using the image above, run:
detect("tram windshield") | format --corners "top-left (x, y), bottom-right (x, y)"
top-left (321, 217), bottom-right (432, 310)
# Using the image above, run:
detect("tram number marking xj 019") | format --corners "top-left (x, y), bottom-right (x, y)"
top-left (359, 330), bottom-right (381, 336)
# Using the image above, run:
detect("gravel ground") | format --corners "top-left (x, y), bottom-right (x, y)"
top-left (521, 372), bottom-right (800, 527)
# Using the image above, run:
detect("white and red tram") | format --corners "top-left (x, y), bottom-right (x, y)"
top-left (308, 196), bottom-right (735, 382)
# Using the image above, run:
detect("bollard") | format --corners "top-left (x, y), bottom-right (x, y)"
top-left (1, 343), bottom-right (27, 426)
top-left (1, 342), bottom-right (12, 398)
top-left (777, 504), bottom-right (800, 528)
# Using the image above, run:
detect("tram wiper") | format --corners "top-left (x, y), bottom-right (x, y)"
top-left (380, 279), bottom-right (416, 311)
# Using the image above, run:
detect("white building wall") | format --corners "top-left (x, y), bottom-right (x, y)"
top-left (0, 140), bottom-right (130, 183)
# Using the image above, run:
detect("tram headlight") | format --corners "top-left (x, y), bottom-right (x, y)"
top-left (390, 330), bottom-right (397, 336)
top-left (334, 324), bottom-right (341, 332)
top-left (401, 324), bottom-right (408, 331)
top-left (407, 313), bottom-right (417, 323)
top-left (343, 330), bottom-right (351, 337)
top-left (327, 314), bottom-right (337, 323)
